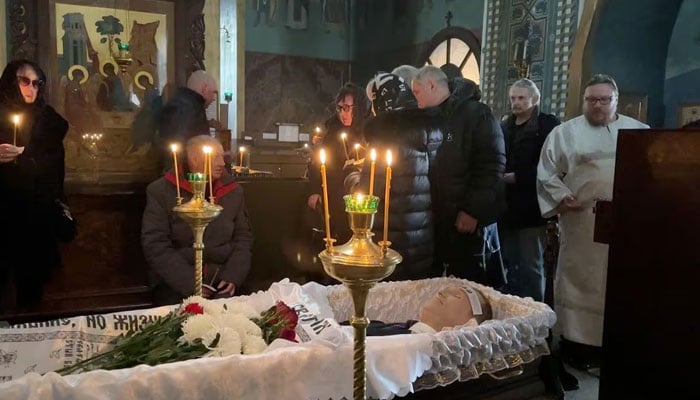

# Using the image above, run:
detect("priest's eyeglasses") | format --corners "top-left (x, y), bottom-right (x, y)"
top-left (17, 76), bottom-right (44, 89)
top-left (584, 96), bottom-right (615, 105)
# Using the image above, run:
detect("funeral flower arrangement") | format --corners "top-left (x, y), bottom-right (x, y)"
top-left (56, 296), bottom-right (298, 375)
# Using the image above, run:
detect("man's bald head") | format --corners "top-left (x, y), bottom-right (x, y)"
top-left (411, 65), bottom-right (450, 108)
top-left (187, 70), bottom-right (218, 106)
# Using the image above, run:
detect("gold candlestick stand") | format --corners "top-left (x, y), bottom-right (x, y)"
top-left (173, 179), bottom-right (222, 296)
top-left (319, 203), bottom-right (402, 400)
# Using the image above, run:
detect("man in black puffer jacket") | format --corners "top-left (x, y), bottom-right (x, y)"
top-left (352, 72), bottom-right (443, 280)
top-left (412, 66), bottom-right (506, 282)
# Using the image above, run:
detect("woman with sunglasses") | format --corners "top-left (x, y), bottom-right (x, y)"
top-left (0, 59), bottom-right (70, 314)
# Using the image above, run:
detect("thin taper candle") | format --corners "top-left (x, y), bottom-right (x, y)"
top-left (170, 143), bottom-right (181, 201)
top-left (12, 114), bottom-right (19, 146)
top-left (383, 150), bottom-right (392, 244)
top-left (239, 146), bottom-right (245, 167)
top-left (320, 149), bottom-right (333, 248)
top-left (205, 146), bottom-right (214, 200)
top-left (340, 132), bottom-right (349, 160)
top-left (354, 143), bottom-right (360, 160)
top-left (369, 148), bottom-right (376, 196)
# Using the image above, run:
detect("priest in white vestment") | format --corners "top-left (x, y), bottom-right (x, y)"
top-left (536, 74), bottom-right (648, 369)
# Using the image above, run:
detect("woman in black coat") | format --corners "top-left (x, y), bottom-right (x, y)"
top-left (0, 60), bottom-right (70, 312)
top-left (358, 73), bottom-right (443, 280)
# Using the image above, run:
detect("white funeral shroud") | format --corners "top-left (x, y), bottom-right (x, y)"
top-left (0, 278), bottom-right (555, 399)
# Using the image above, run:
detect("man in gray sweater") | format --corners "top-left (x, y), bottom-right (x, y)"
top-left (142, 135), bottom-right (253, 305)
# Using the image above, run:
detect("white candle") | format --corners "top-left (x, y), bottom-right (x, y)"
top-left (239, 146), bottom-right (245, 167)
top-left (340, 132), bottom-right (349, 160)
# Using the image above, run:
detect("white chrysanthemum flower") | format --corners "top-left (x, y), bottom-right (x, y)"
top-left (225, 302), bottom-right (260, 319)
top-left (201, 300), bottom-right (225, 317)
top-left (208, 327), bottom-right (242, 357)
top-left (182, 295), bottom-right (208, 308)
top-left (179, 314), bottom-right (217, 345)
top-left (218, 313), bottom-right (263, 338)
top-left (242, 334), bottom-right (267, 355)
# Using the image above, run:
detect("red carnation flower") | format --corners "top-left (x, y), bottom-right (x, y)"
top-left (183, 303), bottom-right (204, 315)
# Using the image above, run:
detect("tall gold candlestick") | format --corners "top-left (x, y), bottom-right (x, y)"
top-left (12, 114), bottom-right (20, 146)
top-left (170, 143), bottom-right (182, 204)
top-left (382, 150), bottom-right (392, 245)
top-left (369, 149), bottom-right (376, 196)
top-left (320, 148), bottom-right (333, 249)
top-left (340, 132), bottom-right (349, 160)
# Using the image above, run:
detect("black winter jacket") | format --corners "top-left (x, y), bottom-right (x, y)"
top-left (359, 107), bottom-right (443, 281)
top-left (158, 87), bottom-right (209, 143)
top-left (501, 107), bottom-right (560, 228)
top-left (434, 78), bottom-right (506, 227)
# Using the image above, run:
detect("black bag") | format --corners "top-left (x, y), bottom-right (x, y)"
top-left (52, 199), bottom-right (77, 243)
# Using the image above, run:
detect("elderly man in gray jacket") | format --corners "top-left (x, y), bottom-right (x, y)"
top-left (142, 135), bottom-right (253, 305)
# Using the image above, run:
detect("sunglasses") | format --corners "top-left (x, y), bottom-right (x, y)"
top-left (17, 76), bottom-right (44, 89)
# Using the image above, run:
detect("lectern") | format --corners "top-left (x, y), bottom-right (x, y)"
top-left (596, 129), bottom-right (699, 399)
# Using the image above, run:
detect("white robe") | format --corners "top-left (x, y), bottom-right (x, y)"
top-left (537, 114), bottom-right (649, 346)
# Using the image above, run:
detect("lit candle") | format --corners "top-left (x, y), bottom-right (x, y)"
top-left (239, 146), bottom-right (245, 167)
top-left (170, 143), bottom-right (181, 201)
top-left (354, 143), bottom-right (360, 160)
top-left (369, 148), bottom-right (376, 196)
top-left (203, 146), bottom-right (213, 198)
top-left (383, 150), bottom-right (392, 245)
top-left (12, 114), bottom-right (20, 146)
top-left (320, 148), bottom-right (333, 248)
top-left (340, 132), bottom-right (349, 160)
top-left (315, 126), bottom-right (321, 134)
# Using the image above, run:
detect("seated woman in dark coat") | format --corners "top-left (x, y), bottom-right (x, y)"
top-left (353, 72), bottom-right (443, 281)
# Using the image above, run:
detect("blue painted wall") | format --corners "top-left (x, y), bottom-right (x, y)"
top-left (664, 0), bottom-right (700, 127)
top-left (590, 0), bottom-right (682, 127)
top-left (245, 0), bottom-right (353, 60)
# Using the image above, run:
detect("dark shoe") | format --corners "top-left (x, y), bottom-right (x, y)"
top-left (559, 364), bottom-right (580, 391)
top-left (560, 336), bottom-right (601, 371)
top-left (539, 355), bottom-right (566, 399)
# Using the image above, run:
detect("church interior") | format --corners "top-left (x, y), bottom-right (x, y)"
top-left (0, 0), bottom-right (697, 399)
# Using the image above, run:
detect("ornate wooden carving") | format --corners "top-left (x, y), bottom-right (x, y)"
top-left (175, 0), bottom-right (206, 85)
top-left (8, 0), bottom-right (37, 61)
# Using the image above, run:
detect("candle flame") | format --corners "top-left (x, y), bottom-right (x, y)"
top-left (239, 146), bottom-right (245, 153)
top-left (354, 143), bottom-right (360, 150)
top-left (386, 150), bottom-right (393, 166)
top-left (320, 148), bottom-right (326, 164)
top-left (341, 132), bottom-right (347, 140)
top-left (315, 126), bottom-right (321, 133)
top-left (370, 148), bottom-right (376, 161)
top-left (203, 146), bottom-right (212, 154)
top-left (170, 143), bottom-right (178, 152)
top-left (12, 114), bottom-right (20, 125)
top-left (356, 193), bottom-right (364, 203)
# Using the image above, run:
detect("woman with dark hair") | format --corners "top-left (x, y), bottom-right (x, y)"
top-left (307, 82), bottom-right (370, 244)
top-left (0, 59), bottom-right (70, 313)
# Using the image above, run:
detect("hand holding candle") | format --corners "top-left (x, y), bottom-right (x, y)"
top-left (320, 148), bottom-right (333, 248)
top-left (170, 143), bottom-right (182, 202)
top-left (369, 148), bottom-right (376, 196)
top-left (382, 150), bottom-right (393, 246)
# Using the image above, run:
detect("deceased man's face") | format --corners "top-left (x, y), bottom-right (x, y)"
top-left (419, 286), bottom-right (475, 331)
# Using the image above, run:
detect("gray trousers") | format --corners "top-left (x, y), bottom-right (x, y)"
top-left (501, 225), bottom-right (547, 302)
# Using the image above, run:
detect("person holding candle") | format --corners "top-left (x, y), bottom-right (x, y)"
top-left (0, 60), bottom-right (71, 312)
top-left (349, 72), bottom-right (444, 281)
top-left (412, 66), bottom-right (506, 283)
top-left (307, 83), bottom-right (370, 244)
top-left (142, 135), bottom-right (253, 305)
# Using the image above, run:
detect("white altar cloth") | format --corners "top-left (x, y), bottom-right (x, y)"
top-left (0, 278), bottom-right (555, 399)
